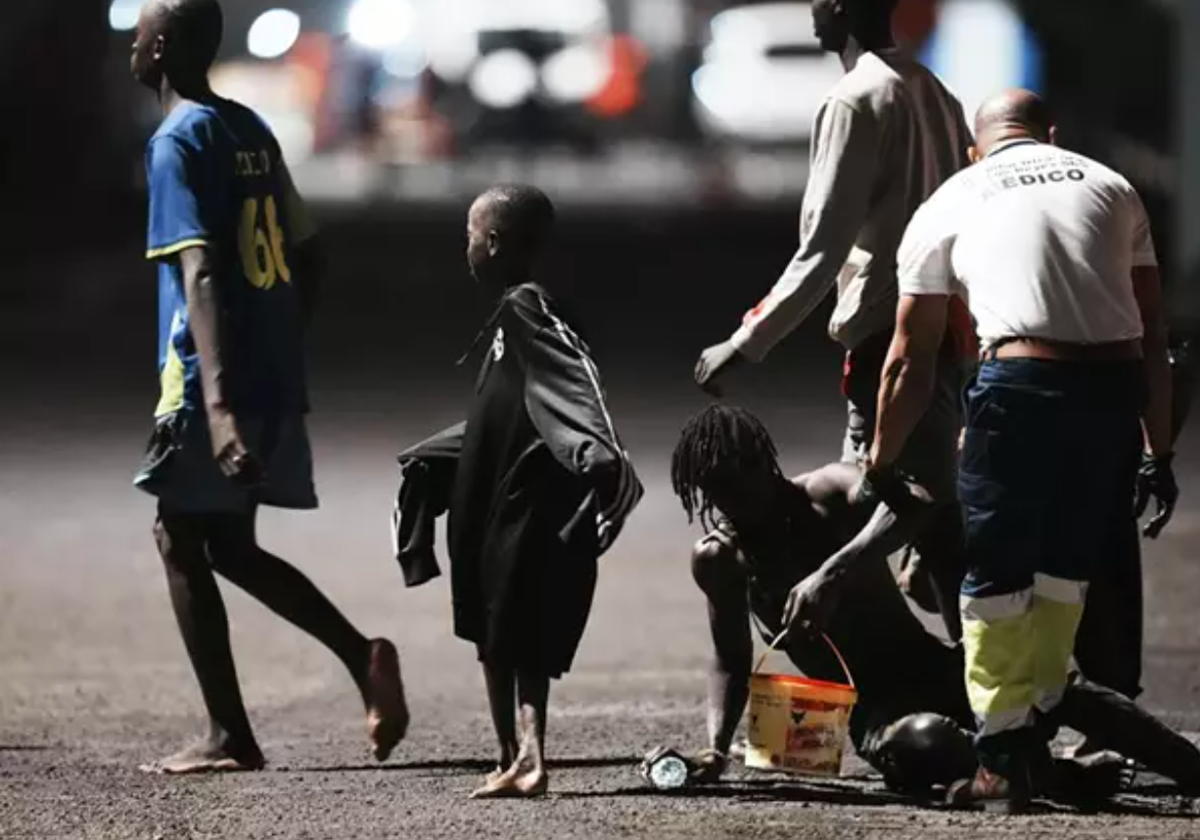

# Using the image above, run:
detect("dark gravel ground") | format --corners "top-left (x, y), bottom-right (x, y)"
top-left (4, 213), bottom-right (1200, 838)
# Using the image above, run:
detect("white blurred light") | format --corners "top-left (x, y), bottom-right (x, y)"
top-left (691, 2), bottom-right (841, 143)
top-left (108, 0), bottom-right (140, 31)
top-left (468, 49), bottom-right (538, 110)
top-left (555, 0), bottom-right (609, 34)
top-left (347, 0), bottom-right (416, 50)
top-left (924, 0), bottom-right (1034, 123)
top-left (706, 3), bottom-right (813, 60)
top-left (541, 44), bottom-right (611, 103)
top-left (471, 0), bottom-right (608, 35)
top-left (631, 0), bottom-right (685, 50)
top-left (426, 33), bottom-right (477, 83)
top-left (383, 46), bottom-right (428, 79)
top-left (247, 9), bottom-right (301, 60)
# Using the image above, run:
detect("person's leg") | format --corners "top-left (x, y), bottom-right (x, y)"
top-left (142, 507), bottom-right (265, 774)
top-left (1064, 379), bottom-right (1146, 756)
top-left (512, 671), bottom-right (550, 791)
top-left (481, 659), bottom-right (519, 774)
top-left (950, 364), bottom-right (1051, 811)
top-left (472, 671), bottom-right (550, 798)
top-left (844, 333), bottom-right (941, 612)
top-left (1072, 511), bottom-right (1144, 702)
top-left (899, 351), bottom-right (968, 640)
top-left (470, 668), bottom-right (550, 798)
top-left (205, 510), bottom-right (409, 760)
top-left (840, 332), bottom-right (890, 466)
top-left (1056, 676), bottom-right (1200, 794)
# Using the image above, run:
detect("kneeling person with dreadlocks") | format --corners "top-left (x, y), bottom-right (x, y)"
top-left (430, 185), bottom-right (641, 799)
top-left (670, 404), bottom-right (1200, 799)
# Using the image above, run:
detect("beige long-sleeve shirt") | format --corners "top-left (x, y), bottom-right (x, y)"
top-left (730, 49), bottom-right (973, 359)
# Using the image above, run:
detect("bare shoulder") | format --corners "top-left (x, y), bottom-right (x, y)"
top-left (792, 463), bottom-right (860, 500)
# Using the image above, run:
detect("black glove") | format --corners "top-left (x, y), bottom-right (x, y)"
top-left (1134, 452), bottom-right (1178, 539)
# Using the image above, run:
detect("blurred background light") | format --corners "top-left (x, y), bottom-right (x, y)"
top-left (382, 45), bottom-right (428, 80)
top-left (922, 0), bottom-right (1042, 122)
top-left (692, 3), bottom-right (842, 143)
top-left (247, 9), bottom-right (301, 60)
top-left (541, 44), bottom-right (611, 104)
top-left (468, 49), bottom-right (539, 110)
top-left (347, 0), bottom-right (417, 51)
top-left (108, 0), bottom-right (140, 31)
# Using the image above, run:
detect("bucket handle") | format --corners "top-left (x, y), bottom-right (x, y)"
top-left (753, 628), bottom-right (856, 691)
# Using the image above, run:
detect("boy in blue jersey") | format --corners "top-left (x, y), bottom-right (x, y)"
top-left (129, 0), bottom-right (408, 774)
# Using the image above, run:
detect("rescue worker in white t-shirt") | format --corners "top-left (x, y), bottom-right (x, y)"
top-left (863, 89), bottom-right (1177, 812)
top-left (691, 0), bottom-right (976, 641)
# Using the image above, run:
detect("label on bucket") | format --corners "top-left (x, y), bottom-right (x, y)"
top-left (745, 676), bottom-right (855, 777)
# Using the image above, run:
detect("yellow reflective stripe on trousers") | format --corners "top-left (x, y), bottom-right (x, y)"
top-left (961, 573), bottom-right (1087, 735)
top-left (1031, 573), bottom-right (1086, 713)
top-left (962, 604), bottom-right (1038, 736)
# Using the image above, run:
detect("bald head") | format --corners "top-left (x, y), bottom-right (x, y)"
top-left (972, 89), bottom-right (1054, 157)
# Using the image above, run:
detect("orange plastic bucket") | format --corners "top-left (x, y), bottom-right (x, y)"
top-left (744, 632), bottom-right (857, 777)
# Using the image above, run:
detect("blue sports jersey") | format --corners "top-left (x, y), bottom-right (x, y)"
top-left (146, 97), bottom-right (317, 418)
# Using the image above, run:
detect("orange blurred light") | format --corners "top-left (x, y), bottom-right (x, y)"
top-left (586, 35), bottom-right (647, 118)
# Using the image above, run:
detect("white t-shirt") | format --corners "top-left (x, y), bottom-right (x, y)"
top-left (897, 139), bottom-right (1157, 347)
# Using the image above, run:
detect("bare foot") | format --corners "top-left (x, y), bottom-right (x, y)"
top-left (469, 762), bottom-right (548, 799)
top-left (364, 638), bottom-right (409, 761)
top-left (139, 740), bottom-right (265, 775)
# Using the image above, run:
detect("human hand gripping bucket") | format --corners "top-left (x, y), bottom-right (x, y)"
top-left (744, 631), bottom-right (857, 777)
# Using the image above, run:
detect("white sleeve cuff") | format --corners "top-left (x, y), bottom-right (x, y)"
top-left (729, 324), bottom-right (772, 363)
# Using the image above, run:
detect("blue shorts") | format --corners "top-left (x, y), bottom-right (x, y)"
top-left (134, 409), bottom-right (318, 514)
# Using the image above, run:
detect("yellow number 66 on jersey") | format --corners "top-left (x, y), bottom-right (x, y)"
top-left (239, 195), bottom-right (291, 290)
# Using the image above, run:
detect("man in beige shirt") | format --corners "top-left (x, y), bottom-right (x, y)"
top-left (694, 0), bottom-right (974, 638)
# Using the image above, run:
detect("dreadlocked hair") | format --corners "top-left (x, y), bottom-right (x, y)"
top-left (670, 404), bottom-right (784, 531)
